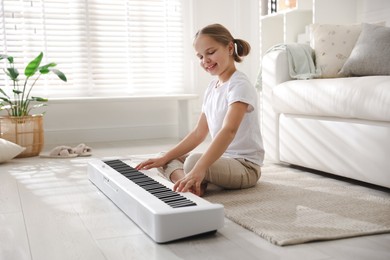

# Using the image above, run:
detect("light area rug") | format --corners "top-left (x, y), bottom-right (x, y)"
top-left (203, 162), bottom-right (390, 246)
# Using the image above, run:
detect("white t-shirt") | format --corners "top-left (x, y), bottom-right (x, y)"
top-left (202, 70), bottom-right (265, 166)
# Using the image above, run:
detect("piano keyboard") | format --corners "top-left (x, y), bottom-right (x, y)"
top-left (88, 159), bottom-right (224, 243)
top-left (104, 159), bottom-right (197, 208)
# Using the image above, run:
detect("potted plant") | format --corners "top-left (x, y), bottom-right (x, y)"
top-left (0, 52), bottom-right (67, 157)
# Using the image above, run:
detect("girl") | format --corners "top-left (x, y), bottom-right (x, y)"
top-left (136, 24), bottom-right (264, 196)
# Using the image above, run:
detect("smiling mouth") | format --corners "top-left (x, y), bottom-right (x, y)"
top-left (205, 63), bottom-right (217, 71)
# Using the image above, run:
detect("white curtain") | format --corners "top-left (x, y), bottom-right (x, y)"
top-left (0, 0), bottom-right (186, 98)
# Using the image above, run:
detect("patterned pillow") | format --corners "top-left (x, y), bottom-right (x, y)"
top-left (339, 23), bottom-right (390, 76)
top-left (0, 138), bottom-right (25, 163)
top-left (310, 23), bottom-right (362, 78)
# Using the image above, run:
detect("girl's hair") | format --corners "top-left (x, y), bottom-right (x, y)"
top-left (194, 23), bottom-right (251, 63)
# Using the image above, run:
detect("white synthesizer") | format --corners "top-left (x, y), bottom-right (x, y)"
top-left (88, 159), bottom-right (224, 243)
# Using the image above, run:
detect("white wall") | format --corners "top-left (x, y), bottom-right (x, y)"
top-left (42, 98), bottom-right (179, 145)
top-left (360, 0), bottom-right (390, 25)
top-left (313, 0), bottom-right (360, 24)
top-left (314, 0), bottom-right (390, 25)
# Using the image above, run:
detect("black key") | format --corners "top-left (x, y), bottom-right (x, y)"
top-left (149, 189), bottom-right (173, 197)
top-left (121, 169), bottom-right (141, 175)
top-left (135, 180), bottom-right (157, 185)
top-left (168, 200), bottom-right (194, 208)
top-left (155, 192), bottom-right (180, 199)
top-left (131, 177), bottom-right (154, 184)
top-left (104, 160), bottom-right (125, 167)
top-left (111, 165), bottom-right (134, 171)
top-left (147, 185), bottom-right (168, 191)
top-left (161, 196), bottom-right (185, 203)
top-left (149, 187), bottom-right (172, 194)
top-left (140, 182), bottom-right (161, 188)
top-left (171, 202), bottom-right (197, 208)
top-left (125, 174), bottom-right (149, 181)
top-left (169, 198), bottom-right (196, 206)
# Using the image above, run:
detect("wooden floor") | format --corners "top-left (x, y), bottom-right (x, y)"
top-left (1, 139), bottom-right (389, 260)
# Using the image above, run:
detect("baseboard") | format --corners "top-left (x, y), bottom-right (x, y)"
top-left (43, 124), bottom-right (178, 145)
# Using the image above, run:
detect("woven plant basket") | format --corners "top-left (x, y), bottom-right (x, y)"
top-left (0, 115), bottom-right (44, 158)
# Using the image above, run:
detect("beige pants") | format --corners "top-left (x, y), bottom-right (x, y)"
top-left (160, 153), bottom-right (261, 189)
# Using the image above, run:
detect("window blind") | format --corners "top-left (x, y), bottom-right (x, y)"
top-left (0, 0), bottom-right (187, 98)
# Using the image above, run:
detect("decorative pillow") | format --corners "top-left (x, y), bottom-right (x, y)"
top-left (0, 138), bottom-right (25, 163)
top-left (339, 23), bottom-right (390, 76)
top-left (310, 23), bottom-right (363, 78)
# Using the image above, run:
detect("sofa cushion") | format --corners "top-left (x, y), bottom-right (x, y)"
top-left (0, 138), bottom-right (25, 163)
top-left (310, 23), bottom-right (363, 78)
top-left (339, 23), bottom-right (390, 76)
top-left (271, 76), bottom-right (390, 122)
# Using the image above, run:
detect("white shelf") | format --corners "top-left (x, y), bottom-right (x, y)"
top-left (260, 0), bottom-right (313, 56)
top-left (284, 10), bottom-right (312, 43)
top-left (259, 0), bottom-right (364, 57)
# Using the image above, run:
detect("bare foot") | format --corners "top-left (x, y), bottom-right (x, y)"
top-left (169, 169), bottom-right (185, 183)
top-left (190, 182), bottom-right (208, 197)
top-left (199, 182), bottom-right (208, 197)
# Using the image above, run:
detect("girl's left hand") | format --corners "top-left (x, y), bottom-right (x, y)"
top-left (173, 171), bottom-right (206, 196)
top-left (135, 156), bottom-right (167, 170)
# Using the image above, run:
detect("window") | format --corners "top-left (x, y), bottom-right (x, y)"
top-left (0, 0), bottom-right (188, 98)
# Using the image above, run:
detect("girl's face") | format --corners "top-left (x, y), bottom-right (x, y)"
top-left (194, 35), bottom-right (235, 79)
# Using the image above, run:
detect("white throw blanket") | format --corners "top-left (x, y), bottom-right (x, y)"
top-left (255, 43), bottom-right (320, 90)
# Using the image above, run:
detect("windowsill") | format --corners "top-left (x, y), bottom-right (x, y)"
top-left (47, 94), bottom-right (198, 104)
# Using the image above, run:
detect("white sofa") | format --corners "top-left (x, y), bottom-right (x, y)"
top-left (261, 48), bottom-right (390, 189)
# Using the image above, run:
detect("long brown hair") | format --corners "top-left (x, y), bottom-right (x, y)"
top-left (194, 24), bottom-right (251, 63)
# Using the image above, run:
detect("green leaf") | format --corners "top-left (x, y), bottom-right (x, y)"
top-left (50, 68), bottom-right (67, 82)
top-left (39, 63), bottom-right (57, 74)
top-left (1, 54), bottom-right (13, 63)
top-left (0, 88), bottom-right (10, 99)
top-left (31, 96), bottom-right (48, 102)
top-left (5, 68), bottom-right (19, 80)
top-left (0, 96), bottom-right (12, 103)
top-left (25, 52), bottom-right (43, 77)
top-left (12, 89), bottom-right (23, 95)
